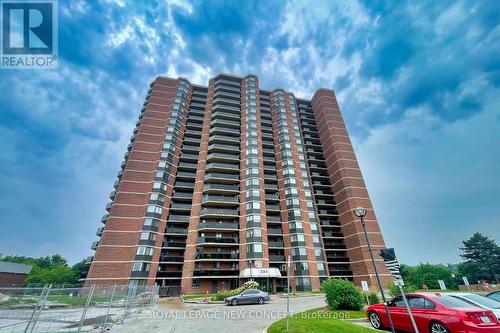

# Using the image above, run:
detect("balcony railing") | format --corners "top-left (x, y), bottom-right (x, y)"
top-left (268, 229), bottom-right (283, 235)
top-left (159, 256), bottom-right (185, 262)
top-left (165, 227), bottom-right (189, 235)
top-left (193, 269), bottom-right (239, 276)
top-left (200, 208), bottom-right (239, 217)
top-left (197, 237), bottom-right (239, 244)
top-left (202, 195), bottom-right (239, 203)
top-left (198, 222), bottom-right (239, 230)
top-left (206, 152), bottom-right (240, 162)
top-left (204, 172), bottom-right (239, 180)
top-left (196, 252), bottom-right (239, 260)
top-left (204, 183), bottom-right (239, 192)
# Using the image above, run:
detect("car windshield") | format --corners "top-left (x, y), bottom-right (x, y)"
top-left (461, 294), bottom-right (500, 309)
top-left (434, 295), bottom-right (475, 308)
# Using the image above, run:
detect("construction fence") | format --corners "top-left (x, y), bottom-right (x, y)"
top-left (0, 284), bottom-right (159, 333)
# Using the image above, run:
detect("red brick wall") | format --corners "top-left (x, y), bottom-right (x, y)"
top-left (311, 89), bottom-right (391, 288)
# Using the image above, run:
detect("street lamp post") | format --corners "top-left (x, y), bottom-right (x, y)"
top-left (354, 207), bottom-right (395, 333)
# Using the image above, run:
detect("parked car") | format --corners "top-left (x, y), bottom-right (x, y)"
top-left (225, 289), bottom-right (270, 306)
top-left (366, 292), bottom-right (500, 333)
top-left (487, 291), bottom-right (500, 303)
top-left (448, 292), bottom-right (500, 320)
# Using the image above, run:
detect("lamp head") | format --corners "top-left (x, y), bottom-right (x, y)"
top-left (354, 207), bottom-right (367, 218)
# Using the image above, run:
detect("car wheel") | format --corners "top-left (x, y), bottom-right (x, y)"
top-left (430, 321), bottom-right (450, 333)
top-left (368, 311), bottom-right (383, 330)
top-left (231, 299), bottom-right (238, 306)
top-left (258, 297), bottom-right (265, 305)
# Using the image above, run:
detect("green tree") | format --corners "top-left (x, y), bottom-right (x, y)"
top-left (2, 254), bottom-right (83, 286)
top-left (401, 263), bottom-right (458, 289)
top-left (458, 233), bottom-right (500, 283)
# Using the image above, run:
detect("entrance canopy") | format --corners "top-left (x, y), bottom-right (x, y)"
top-left (239, 268), bottom-right (282, 278)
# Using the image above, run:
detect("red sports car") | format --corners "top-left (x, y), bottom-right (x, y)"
top-left (366, 292), bottom-right (500, 333)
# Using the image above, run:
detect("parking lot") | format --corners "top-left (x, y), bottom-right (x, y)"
top-left (112, 295), bottom-right (328, 333)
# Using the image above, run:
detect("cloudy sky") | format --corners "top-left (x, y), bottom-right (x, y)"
top-left (1, 0), bottom-right (499, 265)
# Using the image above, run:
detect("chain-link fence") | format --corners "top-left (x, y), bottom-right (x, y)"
top-left (0, 284), bottom-right (159, 333)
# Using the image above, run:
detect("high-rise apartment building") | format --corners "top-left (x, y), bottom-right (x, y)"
top-left (84, 73), bottom-right (391, 294)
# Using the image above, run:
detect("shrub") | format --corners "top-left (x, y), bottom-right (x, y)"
top-left (387, 283), bottom-right (416, 298)
top-left (211, 280), bottom-right (260, 301)
top-left (321, 278), bottom-right (364, 310)
top-left (242, 280), bottom-right (259, 289)
top-left (367, 292), bottom-right (380, 305)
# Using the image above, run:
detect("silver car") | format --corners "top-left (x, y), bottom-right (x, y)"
top-left (448, 292), bottom-right (500, 320)
top-left (225, 289), bottom-right (270, 306)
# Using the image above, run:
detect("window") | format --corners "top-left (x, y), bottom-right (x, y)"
top-left (192, 279), bottom-right (200, 289)
top-left (132, 262), bottom-right (150, 272)
top-left (136, 246), bottom-right (154, 256)
top-left (317, 262), bottom-right (325, 271)
top-left (140, 232), bottom-right (157, 241)
top-left (143, 218), bottom-right (160, 227)
top-left (409, 296), bottom-right (426, 309)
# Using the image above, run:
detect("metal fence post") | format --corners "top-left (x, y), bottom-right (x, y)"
top-left (26, 284), bottom-right (52, 333)
top-left (77, 284), bottom-right (95, 333)
top-left (103, 284), bottom-right (116, 329)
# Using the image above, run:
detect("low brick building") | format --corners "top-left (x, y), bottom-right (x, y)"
top-left (0, 262), bottom-right (32, 287)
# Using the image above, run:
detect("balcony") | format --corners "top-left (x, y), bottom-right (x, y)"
top-left (265, 184), bottom-right (278, 191)
top-left (201, 195), bottom-right (239, 204)
top-left (168, 215), bottom-right (190, 222)
top-left (265, 194), bottom-right (279, 201)
top-left (172, 192), bottom-right (193, 200)
top-left (269, 255), bottom-right (285, 261)
top-left (193, 269), bottom-right (239, 277)
top-left (206, 162), bottom-right (239, 172)
top-left (169, 203), bottom-right (192, 211)
top-left (213, 96), bottom-right (241, 107)
top-left (165, 227), bottom-right (188, 235)
top-left (204, 172), bottom-right (240, 182)
top-left (197, 237), bottom-right (239, 245)
top-left (96, 227), bottom-right (104, 236)
top-left (268, 241), bottom-right (284, 248)
top-left (198, 222), bottom-right (239, 230)
top-left (209, 134), bottom-right (240, 144)
top-left (101, 214), bottom-right (109, 224)
top-left (208, 143), bottom-right (240, 154)
top-left (156, 271), bottom-right (183, 278)
top-left (200, 208), bottom-right (239, 217)
top-left (196, 252), bottom-right (239, 260)
top-left (176, 171), bottom-right (197, 179)
top-left (266, 204), bottom-right (280, 211)
top-left (85, 256), bottom-right (93, 265)
top-left (178, 162), bottom-right (198, 170)
top-left (209, 126), bottom-right (240, 136)
top-left (90, 241), bottom-right (98, 250)
top-left (204, 183), bottom-right (239, 193)
top-left (211, 110), bottom-right (241, 122)
top-left (174, 181), bottom-right (195, 189)
top-left (163, 241), bottom-right (187, 248)
top-left (206, 152), bottom-right (240, 163)
top-left (266, 215), bottom-right (281, 222)
top-left (105, 202), bottom-right (112, 211)
top-left (268, 229), bottom-right (283, 236)
top-left (159, 256), bottom-right (185, 262)
top-left (213, 90), bottom-right (240, 99)
top-left (210, 119), bottom-right (240, 129)
top-left (180, 153), bottom-right (199, 161)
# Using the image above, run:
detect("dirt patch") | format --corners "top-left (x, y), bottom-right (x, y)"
top-left (157, 298), bottom-right (184, 310)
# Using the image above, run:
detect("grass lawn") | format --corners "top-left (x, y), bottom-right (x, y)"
top-left (181, 293), bottom-right (215, 300)
top-left (268, 307), bottom-right (374, 333)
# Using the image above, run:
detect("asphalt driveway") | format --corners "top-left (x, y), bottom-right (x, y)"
top-left (112, 295), bottom-right (327, 333)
